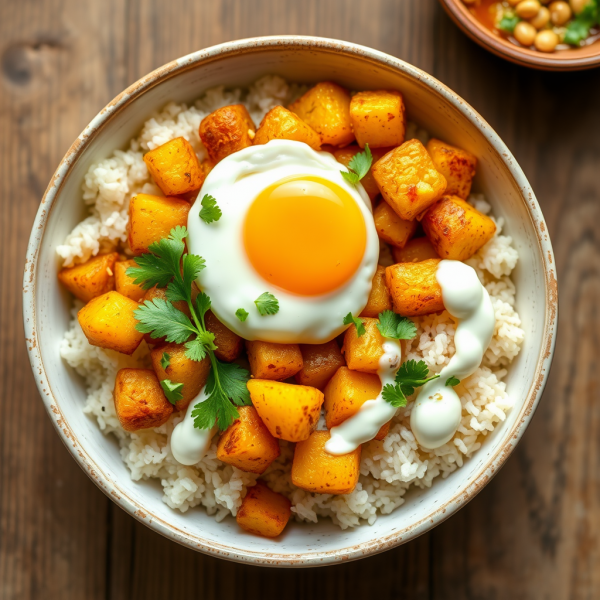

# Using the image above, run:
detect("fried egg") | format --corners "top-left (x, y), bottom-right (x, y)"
top-left (187, 140), bottom-right (379, 344)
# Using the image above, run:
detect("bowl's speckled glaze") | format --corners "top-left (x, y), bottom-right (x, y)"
top-left (23, 36), bottom-right (557, 567)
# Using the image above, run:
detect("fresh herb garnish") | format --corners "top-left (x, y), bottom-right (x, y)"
top-left (498, 14), bottom-right (520, 33)
top-left (340, 144), bottom-right (373, 185)
top-left (235, 308), bottom-right (249, 322)
top-left (382, 360), bottom-right (440, 408)
top-left (160, 379), bottom-right (184, 404)
top-left (161, 352), bottom-right (171, 370)
top-left (254, 292), bottom-right (279, 316)
top-left (343, 312), bottom-right (366, 337)
top-left (199, 194), bottom-right (222, 224)
top-left (127, 227), bottom-right (250, 431)
top-left (377, 310), bottom-right (417, 340)
top-left (445, 376), bottom-right (460, 387)
top-left (564, 0), bottom-right (599, 45)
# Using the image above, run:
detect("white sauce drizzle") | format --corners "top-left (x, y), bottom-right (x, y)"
top-left (324, 259), bottom-right (495, 455)
top-left (410, 260), bottom-right (495, 449)
top-left (170, 389), bottom-right (216, 465)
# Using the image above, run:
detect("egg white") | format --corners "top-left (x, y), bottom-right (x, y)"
top-left (187, 139), bottom-right (379, 344)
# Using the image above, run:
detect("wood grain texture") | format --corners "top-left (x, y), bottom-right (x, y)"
top-left (0, 0), bottom-right (598, 598)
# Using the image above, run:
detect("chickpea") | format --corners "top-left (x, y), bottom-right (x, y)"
top-left (530, 6), bottom-right (551, 27)
top-left (516, 0), bottom-right (542, 18)
top-left (549, 1), bottom-right (572, 24)
top-left (535, 29), bottom-right (559, 51)
top-left (514, 21), bottom-right (538, 45)
top-left (570, 0), bottom-right (589, 14)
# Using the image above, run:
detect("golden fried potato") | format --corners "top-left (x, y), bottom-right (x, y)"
top-left (392, 237), bottom-right (439, 263)
top-left (247, 379), bottom-right (324, 442)
top-left (58, 252), bottom-right (118, 303)
top-left (143, 137), bottom-right (204, 197)
top-left (128, 194), bottom-right (190, 255)
top-left (114, 368), bottom-right (173, 431)
top-left (205, 311), bottom-right (243, 363)
top-left (217, 406), bottom-right (281, 474)
top-left (373, 200), bottom-right (418, 248)
top-left (333, 145), bottom-right (390, 201)
top-left (236, 481), bottom-right (291, 538)
top-left (246, 340), bottom-right (303, 380)
top-left (292, 430), bottom-right (361, 494)
top-left (426, 139), bottom-right (477, 199)
top-left (385, 259), bottom-right (444, 316)
top-left (324, 367), bottom-right (389, 440)
top-left (342, 317), bottom-right (386, 374)
top-left (372, 140), bottom-right (447, 221)
top-left (253, 106), bottom-right (321, 150)
top-left (114, 259), bottom-right (146, 302)
top-left (78, 291), bottom-right (144, 354)
top-left (422, 195), bottom-right (496, 261)
top-left (360, 265), bottom-right (392, 318)
top-left (199, 104), bottom-right (256, 163)
top-left (150, 342), bottom-right (211, 411)
top-left (294, 340), bottom-right (346, 390)
top-left (289, 82), bottom-right (354, 147)
top-left (349, 90), bottom-right (406, 149)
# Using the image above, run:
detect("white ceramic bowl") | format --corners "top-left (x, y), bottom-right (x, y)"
top-left (23, 36), bottom-right (557, 567)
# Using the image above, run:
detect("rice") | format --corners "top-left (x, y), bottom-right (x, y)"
top-left (58, 76), bottom-right (524, 529)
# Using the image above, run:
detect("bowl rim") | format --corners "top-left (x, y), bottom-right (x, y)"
top-left (23, 35), bottom-right (558, 567)
top-left (438, 0), bottom-right (600, 71)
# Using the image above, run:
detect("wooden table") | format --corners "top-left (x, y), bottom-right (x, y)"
top-left (1, 0), bottom-right (598, 597)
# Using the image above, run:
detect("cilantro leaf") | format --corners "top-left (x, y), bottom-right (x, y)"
top-left (160, 379), bottom-right (184, 404)
top-left (192, 389), bottom-right (239, 431)
top-left (377, 311), bottom-right (417, 340)
top-left (160, 352), bottom-right (171, 370)
top-left (382, 383), bottom-right (408, 408)
top-left (395, 359), bottom-right (440, 397)
top-left (341, 144), bottom-right (373, 185)
top-left (184, 330), bottom-right (216, 362)
top-left (133, 298), bottom-right (196, 343)
top-left (236, 308), bottom-right (249, 322)
top-left (498, 14), bottom-right (520, 33)
top-left (446, 376), bottom-right (460, 387)
top-left (166, 253), bottom-right (206, 303)
top-left (255, 292), bottom-right (279, 316)
top-left (211, 361), bottom-right (251, 407)
top-left (564, 2), bottom-right (599, 45)
top-left (195, 292), bottom-right (211, 320)
top-left (199, 194), bottom-right (222, 224)
top-left (343, 312), bottom-right (366, 337)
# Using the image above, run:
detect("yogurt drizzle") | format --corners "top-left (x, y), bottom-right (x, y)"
top-left (325, 259), bottom-right (495, 455)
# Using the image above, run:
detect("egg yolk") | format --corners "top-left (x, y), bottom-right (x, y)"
top-left (244, 175), bottom-right (367, 296)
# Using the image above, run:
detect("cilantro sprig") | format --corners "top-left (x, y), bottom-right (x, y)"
top-left (377, 310), bottom-right (417, 340)
top-left (382, 360), bottom-right (440, 408)
top-left (199, 194), bottom-right (222, 224)
top-left (564, 0), bottom-right (599, 45)
top-left (126, 227), bottom-right (250, 431)
top-left (343, 312), bottom-right (366, 337)
top-left (340, 144), bottom-right (373, 185)
top-left (498, 13), bottom-right (520, 34)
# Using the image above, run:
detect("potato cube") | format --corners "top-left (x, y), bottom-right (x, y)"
top-left (294, 340), bottom-right (345, 390)
top-left (199, 104), bottom-right (256, 164)
top-left (246, 340), bottom-right (303, 380)
top-left (292, 430), bottom-right (361, 495)
top-left (289, 82), bottom-right (354, 147)
top-left (114, 368), bottom-right (173, 431)
top-left (342, 317), bottom-right (386, 374)
top-left (422, 195), bottom-right (496, 261)
top-left (217, 406), bottom-right (280, 474)
top-left (150, 342), bottom-right (211, 411)
top-left (385, 259), bottom-right (444, 317)
top-left (349, 90), bottom-right (406, 149)
top-left (140, 285), bottom-right (190, 346)
top-left (253, 106), bottom-right (321, 151)
top-left (360, 265), bottom-right (392, 318)
top-left (78, 291), bottom-right (144, 354)
top-left (392, 237), bottom-right (439, 263)
top-left (373, 200), bottom-right (418, 248)
top-left (247, 380), bottom-right (324, 442)
top-left (372, 140), bottom-right (447, 221)
top-left (236, 481), bottom-right (291, 538)
top-left (205, 311), bottom-right (243, 362)
top-left (333, 145), bottom-right (390, 201)
top-left (143, 137), bottom-right (204, 197)
top-left (128, 194), bottom-right (190, 255)
top-left (58, 252), bottom-right (118, 303)
top-left (114, 259), bottom-right (146, 302)
top-left (324, 367), bottom-right (389, 440)
top-left (426, 138), bottom-right (477, 199)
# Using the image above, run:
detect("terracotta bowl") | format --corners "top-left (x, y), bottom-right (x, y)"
top-left (439, 0), bottom-right (600, 71)
top-left (23, 36), bottom-right (557, 566)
